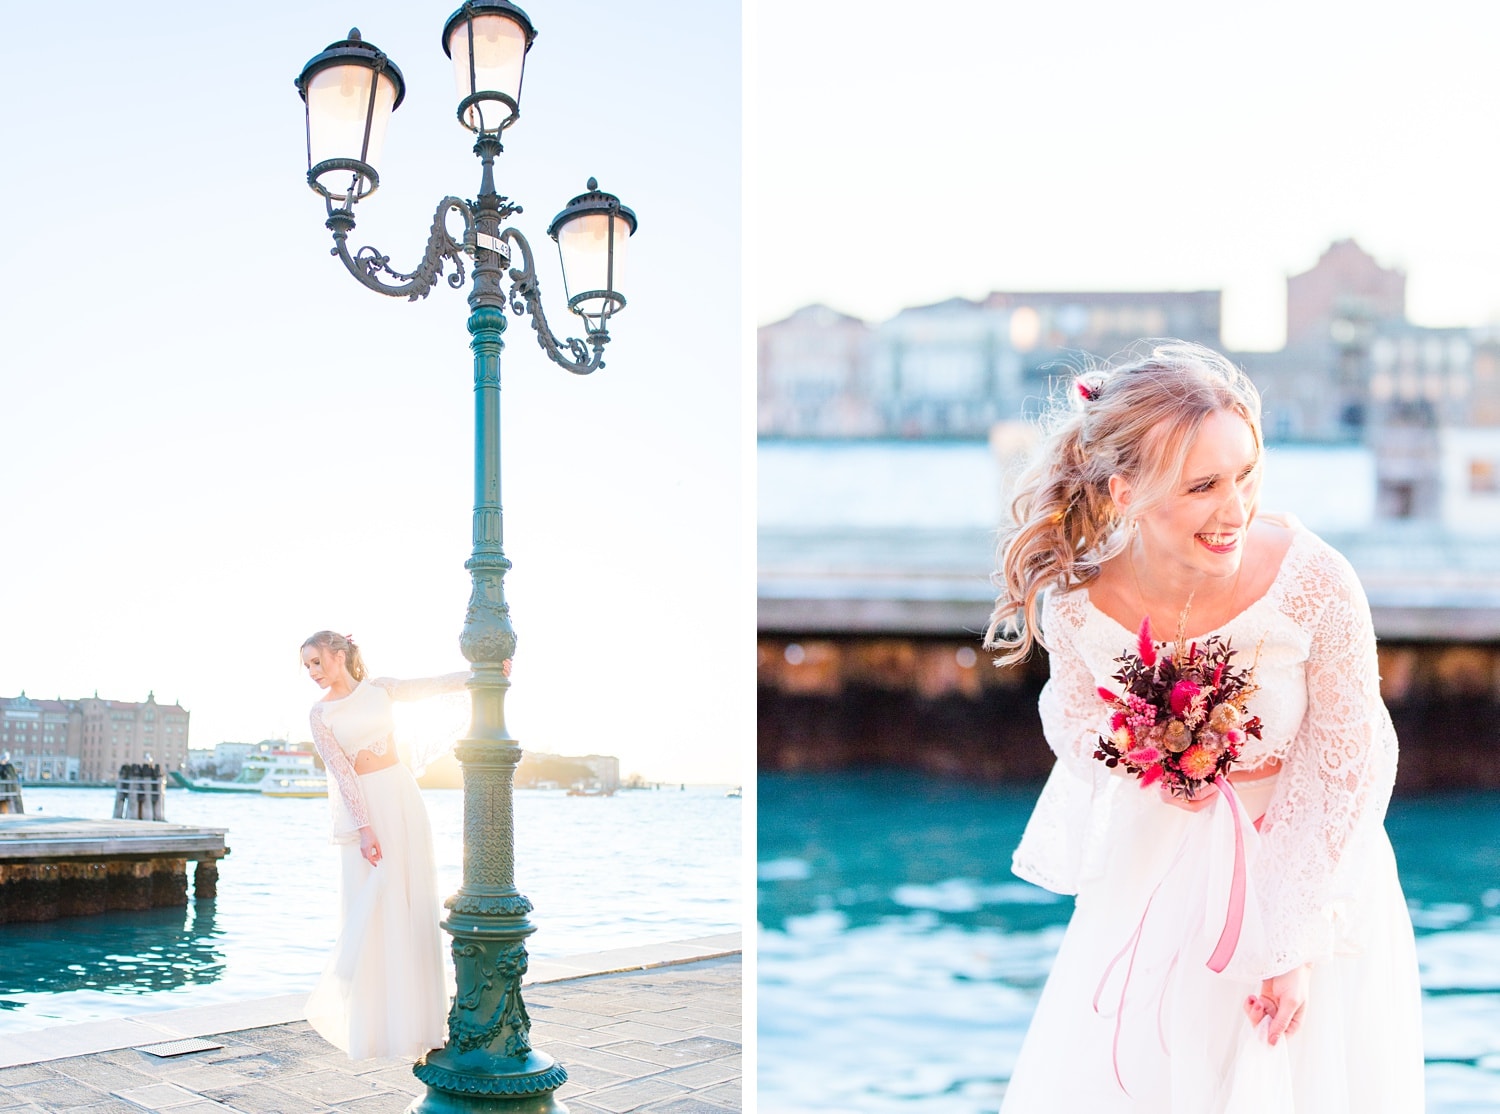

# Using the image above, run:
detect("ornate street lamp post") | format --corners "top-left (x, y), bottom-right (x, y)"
top-left (295, 6), bottom-right (636, 1111)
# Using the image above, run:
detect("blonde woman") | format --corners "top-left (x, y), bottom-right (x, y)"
top-left (299, 630), bottom-right (473, 1061)
top-left (987, 343), bottom-right (1423, 1110)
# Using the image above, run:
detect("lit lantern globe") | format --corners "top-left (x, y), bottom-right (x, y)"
top-left (547, 179), bottom-right (638, 331)
top-left (443, 0), bottom-right (536, 133)
top-left (295, 29), bottom-right (405, 203)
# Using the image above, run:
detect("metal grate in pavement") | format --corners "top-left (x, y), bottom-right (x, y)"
top-left (134, 1038), bottom-right (224, 1058)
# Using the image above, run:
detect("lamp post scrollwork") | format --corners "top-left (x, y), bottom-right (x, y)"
top-left (295, 4), bottom-right (636, 1110)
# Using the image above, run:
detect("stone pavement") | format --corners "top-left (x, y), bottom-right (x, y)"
top-left (0, 950), bottom-right (740, 1113)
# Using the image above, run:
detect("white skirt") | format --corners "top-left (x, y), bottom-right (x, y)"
top-left (306, 764), bottom-right (448, 1060)
top-left (1002, 777), bottom-right (1425, 1112)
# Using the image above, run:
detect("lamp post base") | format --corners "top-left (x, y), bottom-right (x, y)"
top-left (408, 1051), bottom-right (567, 1114)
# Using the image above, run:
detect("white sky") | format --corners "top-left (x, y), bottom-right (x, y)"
top-left (755, 0), bottom-right (1500, 351)
top-left (0, 1), bottom-right (743, 784)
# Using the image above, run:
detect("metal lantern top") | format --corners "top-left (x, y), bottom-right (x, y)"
top-left (296, 29), bottom-right (406, 204)
top-left (442, 0), bottom-right (537, 134)
top-left (547, 178), bottom-right (638, 332)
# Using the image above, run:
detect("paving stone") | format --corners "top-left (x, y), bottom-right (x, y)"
top-left (543, 1058), bottom-right (631, 1092)
top-left (0, 1085), bottom-right (51, 1109)
top-left (695, 1081), bottom-right (741, 1111)
top-left (200, 1052), bottom-right (316, 1080)
top-left (110, 1081), bottom-right (208, 1109)
top-left (528, 1021), bottom-right (609, 1048)
top-left (354, 1066), bottom-right (427, 1096)
top-left (152, 1063), bottom-right (257, 1091)
top-left (270, 1068), bottom-right (385, 1103)
top-left (661, 1037), bottom-right (738, 1062)
top-left (577, 1076), bottom-right (692, 1113)
top-left (229, 1030), bottom-right (328, 1056)
top-left (530, 1007), bottom-right (626, 1030)
top-left (655, 1059), bottom-right (742, 1089)
top-left (647, 1099), bottom-right (738, 1113)
top-left (0, 1065), bottom-right (55, 1086)
top-left (54, 1055), bottom-right (158, 1089)
top-left (593, 1021), bottom-right (699, 1045)
top-left (197, 1084), bottom-right (334, 1114)
top-left (7, 1077), bottom-right (109, 1106)
top-left (663, 1008), bottom-right (740, 1027)
top-left (61, 1100), bottom-right (149, 1114)
top-left (319, 1094), bottom-right (413, 1113)
top-left (545, 1042), bottom-right (670, 1077)
top-left (692, 1026), bottom-right (740, 1045)
top-left (616, 1008), bottom-right (711, 1033)
top-left (598, 1040), bottom-right (715, 1070)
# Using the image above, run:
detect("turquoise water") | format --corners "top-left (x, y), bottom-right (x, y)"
top-left (759, 771), bottom-right (1500, 1112)
top-left (0, 784), bottom-right (740, 1032)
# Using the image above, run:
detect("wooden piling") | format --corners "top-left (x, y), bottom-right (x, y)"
top-left (113, 764), bottom-right (166, 821)
top-left (0, 762), bottom-right (21, 815)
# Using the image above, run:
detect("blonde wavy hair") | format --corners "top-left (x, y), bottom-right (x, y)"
top-left (983, 341), bottom-right (1263, 665)
top-left (301, 630), bottom-right (368, 681)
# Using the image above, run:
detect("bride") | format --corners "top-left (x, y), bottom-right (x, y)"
top-left (985, 342), bottom-right (1424, 1110)
top-left (299, 629), bottom-right (471, 1060)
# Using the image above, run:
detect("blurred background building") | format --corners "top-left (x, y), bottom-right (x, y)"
top-left (0, 691), bottom-right (190, 782)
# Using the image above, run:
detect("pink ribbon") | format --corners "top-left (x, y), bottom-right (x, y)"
top-left (1093, 777), bottom-right (1253, 1095)
top-left (1205, 774), bottom-right (1248, 974)
top-left (1092, 841), bottom-right (1188, 1097)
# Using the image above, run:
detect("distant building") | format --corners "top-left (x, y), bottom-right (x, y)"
top-left (0, 693), bottom-right (75, 782)
top-left (1285, 238), bottom-right (1406, 349)
top-left (0, 691), bottom-right (189, 782)
top-left (759, 239), bottom-right (1500, 530)
top-left (760, 291), bottom-right (1220, 439)
top-left (758, 304), bottom-right (874, 436)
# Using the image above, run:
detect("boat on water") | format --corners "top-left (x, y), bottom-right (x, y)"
top-left (170, 752), bottom-right (327, 798)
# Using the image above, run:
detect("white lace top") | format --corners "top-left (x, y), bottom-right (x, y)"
top-left (309, 673), bottom-right (469, 842)
top-left (1013, 517), bottom-right (1399, 977)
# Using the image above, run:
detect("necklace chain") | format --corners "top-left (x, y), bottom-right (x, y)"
top-left (1127, 536), bottom-right (1244, 636)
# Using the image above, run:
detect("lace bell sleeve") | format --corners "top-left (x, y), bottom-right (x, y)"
top-left (1254, 549), bottom-right (1398, 977)
top-left (310, 705), bottom-right (370, 843)
top-left (369, 672), bottom-right (470, 702)
top-left (1011, 589), bottom-right (1118, 895)
top-left (1037, 591), bottom-right (1111, 780)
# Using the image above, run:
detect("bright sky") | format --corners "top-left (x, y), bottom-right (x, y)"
top-left (755, 0), bottom-right (1500, 351)
top-left (0, 1), bottom-right (743, 784)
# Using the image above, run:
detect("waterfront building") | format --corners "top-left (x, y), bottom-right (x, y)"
top-left (760, 239), bottom-right (1500, 531)
top-left (760, 290), bottom-right (1220, 439)
top-left (1284, 238), bottom-right (1406, 349)
top-left (0, 691), bottom-right (189, 782)
top-left (757, 304), bottom-right (874, 437)
top-left (0, 693), bottom-right (77, 782)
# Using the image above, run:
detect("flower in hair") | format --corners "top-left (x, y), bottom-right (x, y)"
top-left (1075, 378), bottom-right (1100, 403)
top-left (344, 633), bottom-right (356, 646)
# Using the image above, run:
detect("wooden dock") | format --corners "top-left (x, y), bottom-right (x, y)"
top-left (0, 815), bottom-right (228, 923)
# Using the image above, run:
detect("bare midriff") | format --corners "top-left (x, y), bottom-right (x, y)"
top-left (1228, 757), bottom-right (1282, 783)
top-left (354, 748), bottom-right (399, 775)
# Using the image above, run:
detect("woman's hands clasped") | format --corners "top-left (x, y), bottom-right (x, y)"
top-left (1156, 780), bottom-right (1219, 812)
top-left (1245, 964), bottom-right (1310, 1045)
top-left (358, 825), bottom-right (383, 867)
